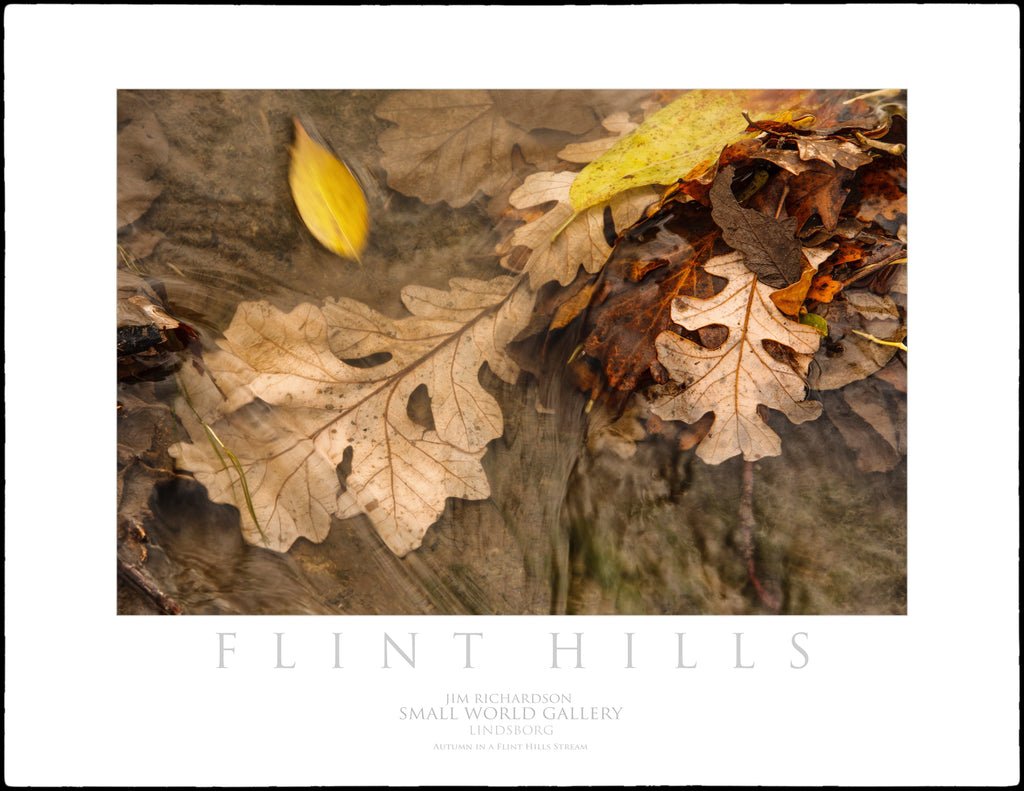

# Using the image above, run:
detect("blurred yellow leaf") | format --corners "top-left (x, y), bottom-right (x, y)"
top-left (288, 119), bottom-right (368, 261)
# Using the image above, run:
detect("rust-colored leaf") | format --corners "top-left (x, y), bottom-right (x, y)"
top-left (784, 161), bottom-right (856, 231)
top-left (808, 273), bottom-right (845, 303)
top-left (574, 201), bottom-right (725, 396)
top-left (832, 238), bottom-right (866, 266)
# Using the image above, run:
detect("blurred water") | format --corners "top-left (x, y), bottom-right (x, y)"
top-left (116, 89), bottom-right (907, 615)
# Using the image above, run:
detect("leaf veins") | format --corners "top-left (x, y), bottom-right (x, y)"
top-left (169, 276), bottom-right (533, 557)
top-left (650, 253), bottom-right (823, 464)
top-left (709, 165), bottom-right (802, 288)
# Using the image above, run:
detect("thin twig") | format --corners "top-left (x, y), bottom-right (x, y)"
top-left (117, 558), bottom-right (182, 615)
top-left (840, 252), bottom-right (906, 288)
top-left (738, 461), bottom-right (781, 612)
top-left (774, 185), bottom-right (789, 219)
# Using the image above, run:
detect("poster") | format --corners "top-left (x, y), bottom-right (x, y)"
top-left (5, 5), bottom-right (1019, 786)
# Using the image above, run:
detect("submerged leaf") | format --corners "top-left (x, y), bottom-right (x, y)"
top-left (501, 170), bottom-right (656, 289)
top-left (169, 276), bottom-right (533, 556)
top-left (808, 295), bottom-right (903, 391)
top-left (375, 90), bottom-right (523, 207)
top-left (572, 201), bottom-right (723, 395)
top-left (288, 120), bottom-right (369, 261)
top-left (823, 377), bottom-right (906, 473)
top-left (118, 92), bottom-right (169, 228)
top-left (568, 89), bottom-right (812, 214)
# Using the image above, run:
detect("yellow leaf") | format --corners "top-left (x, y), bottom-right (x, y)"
top-left (568, 89), bottom-right (812, 214)
top-left (288, 119), bottom-right (368, 262)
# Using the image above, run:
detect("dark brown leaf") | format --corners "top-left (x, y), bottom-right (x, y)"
top-left (710, 165), bottom-right (802, 288)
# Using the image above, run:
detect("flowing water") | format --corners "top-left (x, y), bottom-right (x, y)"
top-left (116, 89), bottom-right (907, 615)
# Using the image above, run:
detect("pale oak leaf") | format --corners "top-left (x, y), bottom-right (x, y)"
top-left (169, 276), bottom-right (533, 557)
top-left (501, 171), bottom-right (656, 288)
top-left (650, 252), bottom-right (823, 464)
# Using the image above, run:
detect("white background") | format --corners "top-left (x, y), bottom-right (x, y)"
top-left (5, 5), bottom-right (1019, 786)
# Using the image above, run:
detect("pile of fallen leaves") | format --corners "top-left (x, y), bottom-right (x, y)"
top-left (511, 89), bottom-right (906, 467)
top-left (160, 88), bottom-right (906, 562)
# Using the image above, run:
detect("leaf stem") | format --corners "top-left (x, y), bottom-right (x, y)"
top-left (850, 330), bottom-right (907, 352)
top-left (550, 209), bottom-right (580, 244)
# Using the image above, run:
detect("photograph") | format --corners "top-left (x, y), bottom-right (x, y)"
top-left (117, 87), bottom-right (909, 616)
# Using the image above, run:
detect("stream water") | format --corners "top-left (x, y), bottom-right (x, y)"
top-left (116, 89), bottom-right (907, 615)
